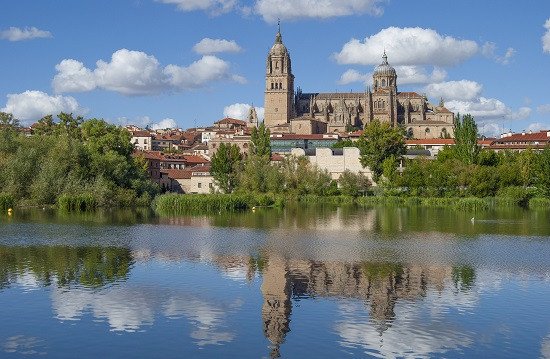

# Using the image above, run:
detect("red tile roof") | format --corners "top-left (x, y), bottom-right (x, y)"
top-left (494, 130), bottom-right (550, 143)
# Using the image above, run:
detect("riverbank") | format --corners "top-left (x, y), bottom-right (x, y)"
top-left (153, 193), bottom-right (550, 214)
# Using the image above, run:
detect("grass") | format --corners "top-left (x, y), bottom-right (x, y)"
top-left (154, 191), bottom-right (550, 215)
top-left (57, 193), bottom-right (97, 212)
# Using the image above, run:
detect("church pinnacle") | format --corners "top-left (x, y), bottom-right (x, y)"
top-left (275, 19), bottom-right (282, 44)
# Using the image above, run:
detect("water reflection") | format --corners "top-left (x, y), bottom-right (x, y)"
top-left (1, 206), bottom-right (550, 358)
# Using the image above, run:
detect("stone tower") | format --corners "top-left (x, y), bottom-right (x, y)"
top-left (373, 51), bottom-right (397, 93)
top-left (264, 23), bottom-right (294, 129)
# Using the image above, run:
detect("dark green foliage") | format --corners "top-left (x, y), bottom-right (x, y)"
top-left (0, 193), bottom-right (14, 210)
top-left (331, 139), bottom-right (354, 149)
top-left (357, 120), bottom-right (406, 181)
top-left (58, 193), bottom-right (97, 212)
top-left (0, 112), bottom-right (158, 209)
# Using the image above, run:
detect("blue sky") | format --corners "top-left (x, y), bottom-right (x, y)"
top-left (1, 0), bottom-right (549, 136)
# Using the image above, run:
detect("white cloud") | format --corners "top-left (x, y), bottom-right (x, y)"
top-left (543, 18), bottom-right (550, 53)
top-left (478, 122), bottom-right (507, 138)
top-left (151, 118), bottom-right (178, 130)
top-left (223, 103), bottom-right (265, 121)
top-left (447, 97), bottom-right (531, 121)
top-left (424, 80), bottom-right (483, 102)
top-left (337, 69), bottom-right (371, 85)
top-left (156, 0), bottom-right (237, 15)
top-left (334, 27), bottom-right (478, 67)
top-left (193, 38), bottom-right (241, 55)
top-left (395, 66), bottom-right (447, 85)
top-left (53, 49), bottom-right (240, 96)
top-left (52, 59), bottom-right (97, 93)
top-left (0, 26), bottom-right (52, 41)
top-left (1, 91), bottom-right (85, 123)
top-left (254, 0), bottom-right (385, 22)
top-left (164, 55), bottom-right (230, 89)
top-left (338, 66), bottom-right (446, 86)
top-left (481, 42), bottom-right (515, 65)
top-left (537, 104), bottom-right (550, 114)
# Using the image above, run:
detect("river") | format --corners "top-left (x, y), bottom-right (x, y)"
top-left (1, 205), bottom-right (550, 358)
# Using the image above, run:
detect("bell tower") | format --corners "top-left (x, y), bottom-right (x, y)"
top-left (264, 22), bottom-right (294, 128)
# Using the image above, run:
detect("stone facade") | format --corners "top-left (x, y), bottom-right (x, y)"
top-left (291, 147), bottom-right (373, 181)
top-left (264, 30), bottom-right (455, 139)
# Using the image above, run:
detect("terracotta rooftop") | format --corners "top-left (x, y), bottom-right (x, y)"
top-left (495, 130), bottom-right (550, 143)
top-left (131, 130), bottom-right (152, 137)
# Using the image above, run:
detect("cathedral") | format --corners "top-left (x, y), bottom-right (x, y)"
top-left (263, 27), bottom-right (455, 139)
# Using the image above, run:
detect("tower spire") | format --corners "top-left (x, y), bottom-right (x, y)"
top-left (275, 19), bottom-right (282, 44)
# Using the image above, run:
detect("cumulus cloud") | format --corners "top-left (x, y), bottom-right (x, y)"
top-left (254, 0), bottom-right (385, 22)
top-left (543, 18), bottom-right (550, 53)
top-left (1, 91), bottom-right (86, 123)
top-left (396, 66), bottom-right (447, 85)
top-left (338, 66), bottom-right (446, 86)
top-left (481, 42), bottom-right (515, 65)
top-left (337, 69), bottom-right (371, 85)
top-left (334, 27), bottom-right (478, 67)
top-left (223, 103), bottom-right (265, 121)
top-left (447, 97), bottom-right (531, 121)
top-left (424, 80), bottom-right (483, 102)
top-left (156, 0), bottom-right (237, 15)
top-left (52, 59), bottom-right (97, 93)
top-left (150, 118), bottom-right (178, 130)
top-left (53, 49), bottom-right (240, 96)
top-left (193, 38), bottom-right (242, 55)
top-left (0, 26), bottom-right (52, 41)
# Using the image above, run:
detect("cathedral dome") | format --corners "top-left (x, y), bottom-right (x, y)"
top-left (269, 31), bottom-right (288, 56)
top-left (373, 52), bottom-right (396, 77)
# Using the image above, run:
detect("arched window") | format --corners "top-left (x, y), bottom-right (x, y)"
top-left (275, 83), bottom-right (278, 89)
top-left (279, 82), bottom-right (282, 89)
top-left (375, 80), bottom-right (378, 88)
top-left (271, 83), bottom-right (274, 89)
top-left (382, 79), bottom-right (386, 87)
top-left (425, 128), bottom-right (430, 134)
top-left (407, 128), bottom-right (413, 138)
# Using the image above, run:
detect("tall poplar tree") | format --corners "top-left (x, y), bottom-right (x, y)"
top-left (453, 113), bottom-right (480, 165)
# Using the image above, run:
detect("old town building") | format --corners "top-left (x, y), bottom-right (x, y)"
top-left (264, 28), bottom-right (455, 139)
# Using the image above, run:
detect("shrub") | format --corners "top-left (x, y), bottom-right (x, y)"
top-left (528, 197), bottom-right (550, 210)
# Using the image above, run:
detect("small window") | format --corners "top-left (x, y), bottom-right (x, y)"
top-left (271, 83), bottom-right (274, 89)
top-left (198, 183), bottom-right (202, 188)
top-left (279, 82), bottom-right (282, 89)
top-left (144, 139), bottom-right (148, 144)
top-left (209, 183), bottom-right (213, 188)
top-left (382, 79), bottom-right (386, 87)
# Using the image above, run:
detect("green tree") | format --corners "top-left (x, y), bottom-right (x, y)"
top-left (331, 139), bottom-right (354, 149)
top-left (454, 113), bottom-right (480, 165)
top-left (535, 147), bottom-right (550, 197)
top-left (357, 120), bottom-right (406, 182)
top-left (211, 143), bottom-right (242, 193)
top-left (338, 170), bottom-right (371, 197)
top-left (250, 123), bottom-right (271, 158)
